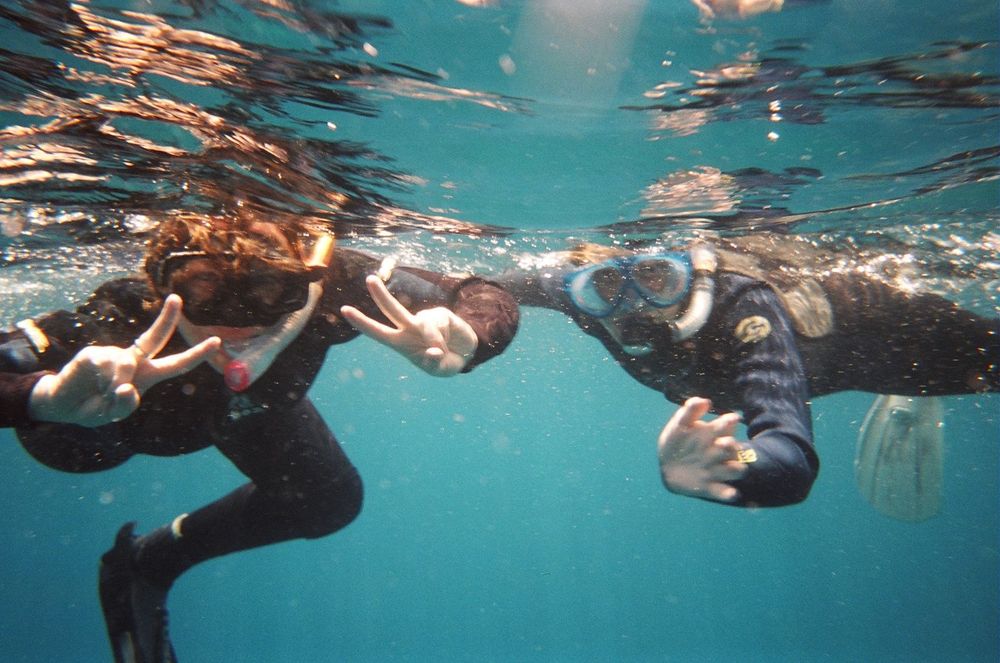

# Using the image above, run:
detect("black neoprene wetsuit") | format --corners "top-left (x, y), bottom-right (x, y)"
top-left (500, 259), bottom-right (998, 508)
top-left (0, 371), bottom-right (47, 426)
top-left (0, 248), bottom-right (519, 587)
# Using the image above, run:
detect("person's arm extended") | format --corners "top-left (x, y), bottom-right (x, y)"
top-left (0, 372), bottom-right (48, 427)
top-left (658, 283), bottom-right (818, 507)
top-left (338, 258), bottom-right (519, 376)
top-left (718, 283), bottom-right (818, 506)
top-left (494, 259), bottom-right (578, 313)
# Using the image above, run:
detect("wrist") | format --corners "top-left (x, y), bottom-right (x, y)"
top-left (27, 373), bottom-right (59, 422)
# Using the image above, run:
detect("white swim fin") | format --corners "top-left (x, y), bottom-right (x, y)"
top-left (855, 395), bottom-right (944, 522)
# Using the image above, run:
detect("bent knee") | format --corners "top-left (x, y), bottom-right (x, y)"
top-left (299, 468), bottom-right (364, 539)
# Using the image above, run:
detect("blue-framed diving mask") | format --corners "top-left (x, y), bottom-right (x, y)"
top-left (563, 252), bottom-right (693, 318)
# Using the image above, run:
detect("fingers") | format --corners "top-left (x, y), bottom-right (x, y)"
top-left (676, 397), bottom-right (714, 428)
top-left (340, 305), bottom-right (398, 345)
top-left (365, 275), bottom-right (416, 330)
top-left (107, 350), bottom-right (138, 394)
top-left (705, 482), bottom-right (739, 503)
top-left (147, 336), bottom-right (222, 383)
top-left (106, 383), bottom-right (141, 422)
top-left (132, 294), bottom-right (184, 359)
top-left (708, 411), bottom-right (741, 438)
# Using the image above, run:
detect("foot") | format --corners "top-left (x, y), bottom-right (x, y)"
top-left (99, 522), bottom-right (178, 663)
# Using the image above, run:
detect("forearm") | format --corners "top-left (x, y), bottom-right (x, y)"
top-left (722, 282), bottom-right (818, 507)
top-left (728, 424), bottom-right (818, 506)
top-left (0, 372), bottom-right (49, 427)
top-left (494, 267), bottom-right (577, 314)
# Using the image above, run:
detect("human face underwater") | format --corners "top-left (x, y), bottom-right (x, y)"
top-left (564, 252), bottom-right (692, 317)
top-left (152, 220), bottom-right (333, 391)
top-left (563, 252), bottom-right (693, 355)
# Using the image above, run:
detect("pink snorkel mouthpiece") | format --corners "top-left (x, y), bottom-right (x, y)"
top-left (224, 360), bottom-right (252, 392)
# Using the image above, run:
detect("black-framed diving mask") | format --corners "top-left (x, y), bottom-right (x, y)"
top-left (153, 233), bottom-right (334, 328)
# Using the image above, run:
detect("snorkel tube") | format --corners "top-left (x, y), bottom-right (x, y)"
top-left (669, 243), bottom-right (716, 342)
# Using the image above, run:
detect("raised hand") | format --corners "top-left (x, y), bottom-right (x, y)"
top-left (28, 295), bottom-right (220, 427)
top-left (691, 0), bottom-right (784, 20)
top-left (340, 275), bottom-right (478, 377)
top-left (657, 396), bottom-right (748, 503)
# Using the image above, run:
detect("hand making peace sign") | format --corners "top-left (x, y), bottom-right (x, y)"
top-left (340, 275), bottom-right (478, 377)
top-left (27, 295), bottom-right (221, 427)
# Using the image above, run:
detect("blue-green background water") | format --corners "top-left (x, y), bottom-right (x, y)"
top-left (1, 1), bottom-right (998, 661)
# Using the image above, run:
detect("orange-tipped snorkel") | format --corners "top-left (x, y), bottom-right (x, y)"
top-left (304, 232), bottom-right (335, 270)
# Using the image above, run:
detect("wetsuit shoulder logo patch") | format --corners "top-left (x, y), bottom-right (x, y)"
top-left (226, 394), bottom-right (269, 421)
top-left (734, 316), bottom-right (771, 344)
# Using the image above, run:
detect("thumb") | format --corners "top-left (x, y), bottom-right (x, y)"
top-left (106, 383), bottom-right (141, 423)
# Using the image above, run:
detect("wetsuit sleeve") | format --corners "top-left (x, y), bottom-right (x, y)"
top-left (494, 267), bottom-right (575, 312)
top-left (447, 276), bottom-right (520, 371)
top-left (717, 284), bottom-right (819, 507)
top-left (0, 317), bottom-right (79, 426)
top-left (0, 372), bottom-right (47, 427)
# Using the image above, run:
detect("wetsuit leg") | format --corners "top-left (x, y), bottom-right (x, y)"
top-left (820, 275), bottom-right (1000, 395)
top-left (886, 303), bottom-right (1000, 395)
top-left (133, 398), bottom-right (363, 588)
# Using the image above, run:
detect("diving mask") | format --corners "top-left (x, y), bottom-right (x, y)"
top-left (564, 253), bottom-right (692, 319)
top-left (156, 251), bottom-right (317, 327)
top-left (154, 233), bottom-right (335, 328)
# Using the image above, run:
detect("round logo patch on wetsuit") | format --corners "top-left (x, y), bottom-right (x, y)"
top-left (734, 315), bottom-right (772, 344)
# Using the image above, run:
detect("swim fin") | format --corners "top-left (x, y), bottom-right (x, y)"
top-left (855, 395), bottom-right (944, 522)
top-left (99, 522), bottom-right (177, 663)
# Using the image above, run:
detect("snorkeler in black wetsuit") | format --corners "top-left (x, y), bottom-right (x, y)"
top-left (1, 215), bottom-right (519, 663)
top-left (499, 234), bottom-right (998, 508)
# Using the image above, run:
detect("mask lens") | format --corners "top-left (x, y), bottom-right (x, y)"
top-left (564, 264), bottom-right (624, 318)
top-left (166, 260), bottom-right (223, 310)
top-left (246, 272), bottom-right (309, 316)
top-left (591, 267), bottom-right (626, 303)
top-left (630, 255), bottom-right (691, 307)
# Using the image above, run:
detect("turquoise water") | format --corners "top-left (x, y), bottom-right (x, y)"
top-left (1, 1), bottom-right (998, 661)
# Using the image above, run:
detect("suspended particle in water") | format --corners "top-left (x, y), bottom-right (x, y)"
top-left (99, 491), bottom-right (114, 505)
top-left (363, 42), bottom-right (379, 57)
top-left (767, 131), bottom-right (779, 142)
top-left (498, 54), bottom-right (516, 76)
